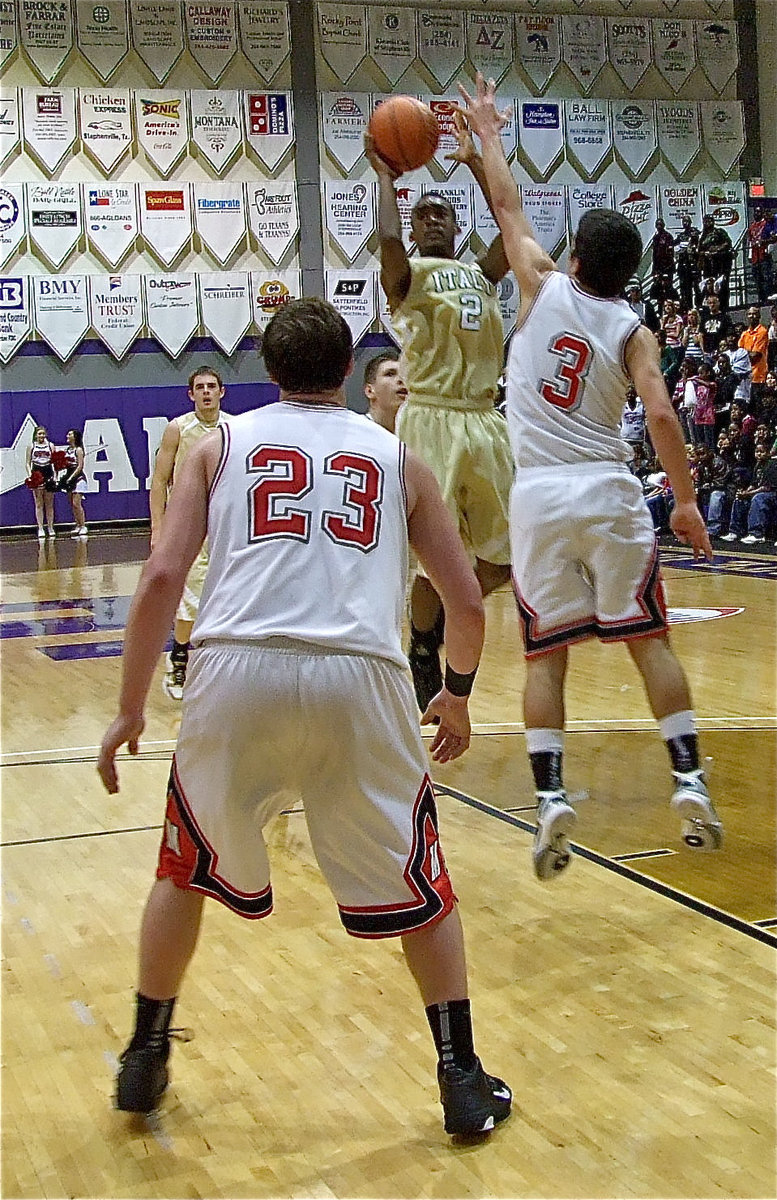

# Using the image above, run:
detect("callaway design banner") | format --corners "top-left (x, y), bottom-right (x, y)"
top-left (247, 179), bottom-right (299, 265)
top-left (79, 87), bottom-right (132, 173)
top-left (83, 182), bottom-right (138, 268)
top-left (88, 273), bottom-right (145, 360)
top-left (317, 3), bottom-right (367, 83)
top-left (129, 2), bottom-right (186, 84)
top-left (21, 86), bottom-right (77, 174)
top-left (75, 0), bottom-right (129, 81)
top-left (184, 1), bottom-right (239, 84)
top-left (237, 1), bottom-right (291, 83)
top-left (32, 273), bottom-right (89, 362)
top-left (367, 6), bottom-right (416, 86)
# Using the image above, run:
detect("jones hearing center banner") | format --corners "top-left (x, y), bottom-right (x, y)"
top-left (75, 0), bottom-right (129, 82)
top-left (79, 88), bottom-right (132, 174)
top-left (21, 86), bottom-right (77, 174)
top-left (368, 7), bottom-right (415, 87)
top-left (129, 2), bottom-right (186, 84)
top-left (317, 3), bottom-right (367, 84)
top-left (237, 1), bottom-right (290, 83)
top-left (83, 183), bottom-right (138, 268)
top-left (324, 180), bottom-right (375, 262)
top-left (515, 14), bottom-right (561, 94)
top-left (184, 1), bottom-right (239, 84)
top-left (19, 0), bottom-right (74, 83)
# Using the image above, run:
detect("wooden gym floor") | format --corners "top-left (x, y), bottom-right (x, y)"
top-left (1, 531), bottom-right (775, 1199)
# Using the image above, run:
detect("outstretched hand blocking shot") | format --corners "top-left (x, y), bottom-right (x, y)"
top-left (456, 71), bottom-right (723, 882)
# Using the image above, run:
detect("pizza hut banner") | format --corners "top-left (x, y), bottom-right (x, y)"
top-left (614, 185), bottom-right (659, 250)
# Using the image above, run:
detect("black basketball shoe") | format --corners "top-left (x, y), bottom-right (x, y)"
top-left (116, 1040), bottom-right (170, 1113)
top-left (438, 1057), bottom-right (512, 1135)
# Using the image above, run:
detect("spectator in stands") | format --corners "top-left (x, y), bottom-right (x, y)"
top-left (674, 214), bottom-right (701, 313)
top-left (713, 352), bottom-right (737, 434)
top-left (739, 307), bottom-right (769, 411)
top-left (722, 443), bottom-right (777, 543)
top-left (697, 215), bottom-right (733, 311)
top-left (691, 361), bottom-right (718, 449)
top-left (746, 206), bottom-right (776, 305)
top-left (620, 386), bottom-right (646, 451)
top-left (652, 217), bottom-right (675, 282)
top-left (759, 372), bottom-right (777, 430)
top-left (767, 305), bottom-right (777, 374)
top-left (626, 281), bottom-right (660, 332)
top-left (673, 358), bottom-right (697, 444)
top-left (650, 272), bottom-right (679, 311)
top-left (721, 335), bottom-right (753, 408)
top-left (681, 309), bottom-right (705, 372)
top-left (693, 445), bottom-right (716, 518)
top-left (706, 435), bottom-right (736, 537)
top-left (700, 294), bottom-right (734, 356)
top-left (661, 298), bottom-right (685, 385)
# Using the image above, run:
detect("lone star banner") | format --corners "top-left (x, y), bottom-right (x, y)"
top-left (83, 182), bottom-right (138, 268)
top-left (88, 273), bottom-right (144, 360)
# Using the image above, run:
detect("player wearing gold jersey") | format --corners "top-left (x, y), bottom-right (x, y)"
top-left (366, 116), bottom-right (513, 714)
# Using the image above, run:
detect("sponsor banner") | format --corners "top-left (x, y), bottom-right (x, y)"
top-left (421, 182), bottom-right (472, 255)
top-left (190, 89), bottom-right (243, 174)
top-left (243, 91), bottom-right (294, 170)
top-left (321, 92), bottom-right (371, 174)
top-left (606, 16), bottom-right (652, 90)
top-left (393, 180), bottom-right (423, 244)
top-left (656, 101), bottom-right (701, 176)
top-left (0, 184), bottom-right (26, 266)
top-left (696, 18), bottom-right (738, 91)
top-left (567, 185), bottom-right (613, 240)
top-left (83, 183), bottom-right (138, 268)
top-left (0, 86), bottom-right (20, 169)
top-left (490, 94), bottom-right (517, 163)
top-left (701, 100), bottom-right (745, 176)
top-left (518, 99), bottom-right (564, 177)
top-left (377, 284), bottom-right (399, 344)
top-left (417, 8), bottom-right (465, 89)
top-left (0, 2), bottom-right (18, 70)
top-left (466, 11), bottom-right (513, 86)
top-left (75, 0), bottom-right (129, 81)
top-left (653, 18), bottom-right (697, 93)
top-left (33, 274), bottom-right (89, 362)
top-left (251, 268), bottom-right (301, 331)
top-left (317, 3), bottom-right (367, 84)
top-left (423, 96), bottom-right (462, 178)
top-left (27, 182), bottom-right (82, 269)
top-left (135, 90), bottom-right (189, 177)
top-left (237, 1), bottom-right (290, 83)
top-left (144, 273), bottom-right (199, 357)
top-left (703, 181), bottom-right (746, 249)
top-left (247, 180), bottom-right (299, 265)
top-left (659, 184), bottom-right (703, 233)
top-left (324, 179), bottom-right (375, 262)
top-left (325, 269), bottom-right (375, 343)
top-left (561, 13), bottom-right (606, 93)
top-left (520, 185), bottom-right (566, 257)
top-left (129, 2), bottom-right (185, 84)
top-left (79, 87), bottom-right (132, 173)
top-left (184, 0), bottom-right (239, 84)
top-left (367, 6), bottom-right (415, 87)
top-left (21, 86), bottom-right (77, 174)
top-left (139, 183), bottom-right (192, 268)
top-left (19, 0), bottom-right (74, 82)
top-left (614, 185), bottom-right (659, 248)
top-left (194, 181), bottom-right (247, 265)
top-left (564, 99), bottom-right (611, 180)
top-left (199, 272), bottom-right (252, 354)
top-left (611, 99), bottom-right (657, 177)
top-left (0, 276), bottom-right (31, 364)
top-left (497, 273), bottom-right (518, 343)
top-left (515, 13), bottom-right (561, 93)
top-left (88, 273), bottom-right (144, 360)
top-left (473, 186), bottom-right (498, 246)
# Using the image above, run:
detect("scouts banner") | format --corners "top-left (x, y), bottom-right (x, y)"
top-left (27, 182), bottom-right (81, 269)
top-left (32, 274), bottom-right (89, 362)
top-left (561, 13), bottom-right (606, 93)
top-left (75, 0), bottom-right (129, 82)
top-left (0, 86), bottom-right (20, 169)
top-left (139, 183), bottom-right (193, 268)
top-left (324, 180), bottom-right (375, 262)
top-left (237, 1), bottom-right (290, 83)
top-left (19, 0), bottom-right (74, 83)
top-left (190, 89), bottom-right (243, 175)
top-left (135, 90), bottom-right (189, 177)
top-left (88, 273), bottom-right (144, 360)
top-left (247, 179), bottom-right (299, 265)
top-left (129, 2), bottom-right (185, 84)
top-left (21, 86), bottom-right (77, 174)
top-left (317, 3), bottom-right (367, 84)
top-left (520, 185), bottom-right (566, 257)
top-left (417, 8), bottom-right (465, 90)
top-left (194, 182), bottom-right (247, 265)
top-left (244, 91), bottom-right (294, 170)
top-left (696, 18), bottom-right (738, 92)
top-left (251, 268), bottom-right (301, 331)
top-left (703, 181), bottom-right (746, 249)
top-left (325, 269), bottom-right (375, 343)
top-left (659, 184), bottom-right (703, 233)
top-left (83, 183), bottom-right (138, 268)
top-left (653, 18), bottom-right (696, 93)
top-left (701, 100), bottom-right (745, 176)
top-left (564, 99), bottom-right (611, 180)
top-left (79, 88), bottom-right (132, 174)
top-left (611, 99), bottom-right (657, 178)
top-left (465, 10), bottom-right (513, 86)
top-left (656, 101), bottom-right (701, 176)
top-left (518, 99), bottom-right (564, 178)
top-left (606, 16), bottom-right (652, 90)
top-left (0, 276), bottom-right (31, 364)
top-left (421, 182), bottom-right (472, 255)
top-left (367, 6), bottom-right (416, 87)
top-left (0, 185), bottom-right (26, 266)
top-left (144, 273), bottom-right (199, 357)
top-left (321, 92), bottom-right (371, 175)
top-left (184, 1), bottom-right (239, 84)
top-left (199, 272), bottom-right (252, 355)
top-left (0, 2), bottom-right (17, 71)
top-left (515, 14), bottom-right (561, 94)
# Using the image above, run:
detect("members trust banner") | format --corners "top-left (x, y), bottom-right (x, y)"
top-left (368, 6), bottom-right (415, 86)
top-left (130, 2), bottom-right (186, 84)
top-left (317, 3), bottom-right (367, 84)
top-left (88, 273), bottom-right (144, 360)
top-left (238, 1), bottom-right (290, 83)
top-left (79, 88), bottom-right (132, 173)
top-left (21, 86), bottom-right (77, 174)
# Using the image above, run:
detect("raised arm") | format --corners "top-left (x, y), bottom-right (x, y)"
top-left (444, 107), bottom-right (508, 285)
top-left (626, 326), bottom-right (712, 561)
top-left (364, 133), bottom-right (411, 309)
top-left (458, 74), bottom-right (556, 308)
top-left (148, 419), bottom-right (181, 549)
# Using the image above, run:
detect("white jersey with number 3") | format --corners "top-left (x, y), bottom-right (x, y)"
top-left (506, 272), bottom-right (641, 468)
top-left (192, 401), bottom-right (409, 667)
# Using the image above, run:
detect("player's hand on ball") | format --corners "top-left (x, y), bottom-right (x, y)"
top-left (364, 132), bottom-right (402, 180)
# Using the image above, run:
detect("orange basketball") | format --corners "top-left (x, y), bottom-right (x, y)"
top-left (368, 96), bottom-right (440, 173)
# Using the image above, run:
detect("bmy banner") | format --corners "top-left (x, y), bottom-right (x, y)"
top-left (367, 6), bottom-right (416, 86)
top-left (237, 1), bottom-right (290, 83)
top-left (130, 2), bottom-right (185, 84)
top-left (32, 274), bottom-right (89, 362)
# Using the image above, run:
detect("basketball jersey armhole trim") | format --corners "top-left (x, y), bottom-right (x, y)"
top-left (207, 424), bottom-right (230, 504)
top-left (513, 269), bottom-right (558, 335)
top-left (620, 319), bottom-right (644, 379)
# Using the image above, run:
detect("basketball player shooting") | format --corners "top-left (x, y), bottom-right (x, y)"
top-left (458, 74), bottom-right (722, 881)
